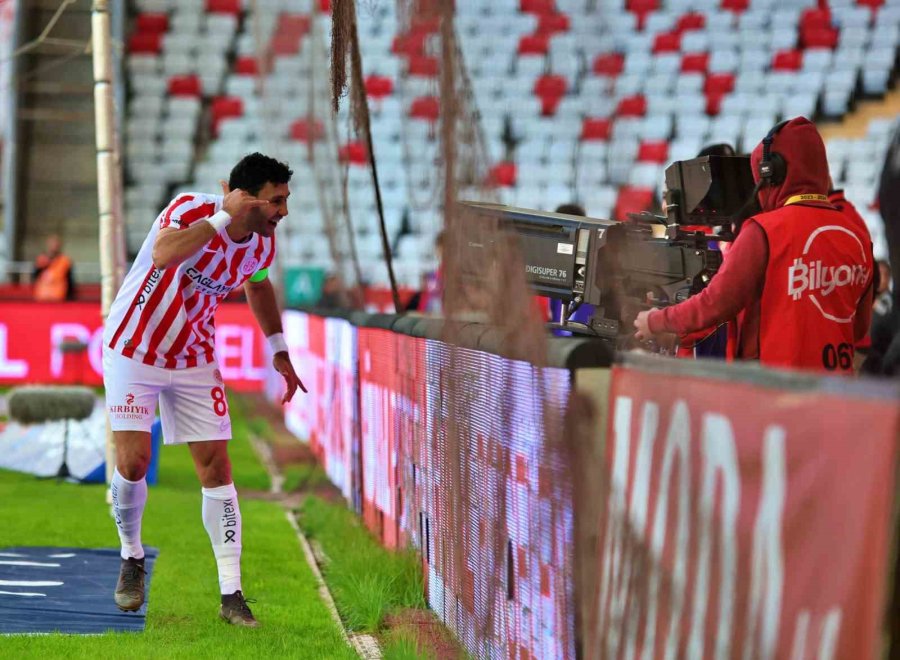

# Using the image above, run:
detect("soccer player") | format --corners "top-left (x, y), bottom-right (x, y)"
top-left (102, 153), bottom-right (306, 627)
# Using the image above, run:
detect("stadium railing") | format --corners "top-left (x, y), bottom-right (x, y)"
top-left (275, 307), bottom-right (900, 660)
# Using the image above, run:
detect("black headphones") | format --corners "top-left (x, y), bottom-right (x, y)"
top-left (758, 120), bottom-right (790, 186)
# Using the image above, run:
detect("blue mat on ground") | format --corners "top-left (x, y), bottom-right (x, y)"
top-left (0, 546), bottom-right (158, 634)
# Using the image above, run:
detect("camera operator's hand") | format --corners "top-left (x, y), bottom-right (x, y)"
top-left (633, 309), bottom-right (657, 342)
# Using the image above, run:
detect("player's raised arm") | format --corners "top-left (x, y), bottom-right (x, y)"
top-left (151, 184), bottom-right (271, 270)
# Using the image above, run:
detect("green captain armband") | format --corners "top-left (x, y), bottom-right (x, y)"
top-left (248, 267), bottom-right (269, 283)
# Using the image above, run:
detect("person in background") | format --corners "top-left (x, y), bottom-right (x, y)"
top-left (827, 180), bottom-right (889, 366)
top-left (874, 260), bottom-right (893, 317)
top-left (33, 234), bottom-right (75, 301)
top-left (635, 117), bottom-right (875, 374)
top-left (317, 273), bottom-right (350, 309)
top-left (861, 122), bottom-right (900, 375)
top-left (409, 230), bottom-right (444, 314)
top-left (826, 182), bottom-right (892, 317)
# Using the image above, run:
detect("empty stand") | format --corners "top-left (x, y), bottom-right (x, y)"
top-left (124, 0), bottom-right (900, 289)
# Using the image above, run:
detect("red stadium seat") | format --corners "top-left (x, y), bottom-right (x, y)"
top-left (365, 75), bottom-right (394, 98)
top-left (541, 97), bottom-right (564, 116)
top-left (592, 52), bottom-right (625, 76)
top-left (271, 33), bottom-right (303, 55)
top-left (626, 0), bottom-right (659, 11)
top-left (280, 14), bottom-right (311, 37)
top-left (289, 118), bottom-right (325, 142)
top-left (653, 32), bottom-right (682, 53)
top-left (128, 32), bottom-right (162, 55)
top-left (614, 186), bottom-right (655, 220)
top-left (801, 7), bottom-right (832, 29)
top-left (235, 56), bottom-right (259, 76)
top-left (410, 96), bottom-right (440, 121)
top-left (488, 162), bottom-right (517, 187)
top-left (534, 74), bottom-right (567, 115)
top-left (537, 13), bottom-right (570, 34)
top-left (638, 140), bottom-right (669, 163)
top-left (704, 72), bottom-right (735, 94)
top-left (857, 0), bottom-right (883, 8)
top-left (339, 141), bottom-right (368, 165)
top-left (706, 91), bottom-right (727, 115)
top-left (520, 0), bottom-right (557, 15)
top-left (616, 94), bottom-right (647, 117)
top-left (410, 17), bottom-right (440, 35)
top-left (772, 49), bottom-right (803, 70)
top-left (721, 0), bottom-right (749, 12)
top-left (676, 12), bottom-right (706, 32)
top-left (518, 34), bottom-right (550, 55)
top-left (581, 117), bottom-right (612, 140)
top-left (211, 96), bottom-right (243, 134)
top-left (135, 13), bottom-right (169, 34)
top-left (627, 0), bottom-right (659, 28)
top-left (801, 26), bottom-right (838, 48)
top-left (320, 0), bottom-right (331, 12)
top-left (534, 74), bottom-right (568, 97)
top-left (409, 55), bottom-right (439, 77)
top-left (391, 32), bottom-right (429, 58)
top-left (206, 0), bottom-right (241, 15)
top-left (168, 74), bottom-right (202, 97)
top-left (681, 52), bottom-right (709, 72)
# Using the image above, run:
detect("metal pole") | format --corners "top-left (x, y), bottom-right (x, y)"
top-left (1, 0), bottom-right (23, 278)
top-left (92, 0), bottom-right (125, 488)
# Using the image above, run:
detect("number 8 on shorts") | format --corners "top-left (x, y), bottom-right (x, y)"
top-left (211, 387), bottom-right (228, 417)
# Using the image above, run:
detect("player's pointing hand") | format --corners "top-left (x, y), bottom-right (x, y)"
top-left (273, 351), bottom-right (307, 404)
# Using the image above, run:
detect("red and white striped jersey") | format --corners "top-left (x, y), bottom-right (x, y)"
top-left (104, 193), bottom-right (276, 369)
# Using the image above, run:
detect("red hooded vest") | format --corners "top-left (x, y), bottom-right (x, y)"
top-left (748, 203), bottom-right (873, 372)
top-left (744, 118), bottom-right (874, 373)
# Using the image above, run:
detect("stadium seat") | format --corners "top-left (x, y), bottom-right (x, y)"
top-left (681, 52), bottom-right (709, 72)
top-left (129, 32), bottom-right (163, 55)
top-left (136, 13), bottom-right (169, 33)
top-left (614, 185), bottom-right (655, 219)
top-left (121, 0), bottom-right (900, 272)
top-left (168, 74), bottom-right (202, 97)
top-left (488, 161), bottom-right (517, 186)
top-left (581, 118), bottom-right (612, 141)
top-left (637, 140), bottom-right (669, 163)
top-left (616, 94), bottom-right (647, 117)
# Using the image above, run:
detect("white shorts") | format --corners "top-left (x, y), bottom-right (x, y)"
top-left (102, 347), bottom-right (232, 444)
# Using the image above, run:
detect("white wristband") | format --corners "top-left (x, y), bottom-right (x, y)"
top-left (267, 332), bottom-right (288, 355)
top-left (205, 209), bottom-right (232, 233)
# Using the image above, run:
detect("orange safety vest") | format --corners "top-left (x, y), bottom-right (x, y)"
top-left (34, 254), bottom-right (72, 302)
top-left (751, 197), bottom-right (873, 373)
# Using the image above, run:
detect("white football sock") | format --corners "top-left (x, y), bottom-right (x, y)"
top-left (111, 468), bottom-right (147, 560)
top-left (202, 483), bottom-right (242, 595)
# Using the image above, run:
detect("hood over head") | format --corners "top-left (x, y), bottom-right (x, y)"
top-left (750, 116), bottom-right (830, 213)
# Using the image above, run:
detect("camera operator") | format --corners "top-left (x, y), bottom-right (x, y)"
top-left (634, 117), bottom-right (875, 374)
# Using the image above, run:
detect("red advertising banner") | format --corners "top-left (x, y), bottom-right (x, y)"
top-left (358, 326), bottom-right (403, 549)
top-left (0, 301), bottom-right (272, 391)
top-left (283, 311), bottom-right (326, 444)
top-left (591, 364), bottom-right (900, 660)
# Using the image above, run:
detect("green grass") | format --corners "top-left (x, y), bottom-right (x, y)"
top-left (298, 497), bottom-right (426, 634)
top-left (0, 397), bottom-right (355, 660)
top-left (381, 631), bottom-right (425, 660)
top-left (282, 463), bottom-right (331, 493)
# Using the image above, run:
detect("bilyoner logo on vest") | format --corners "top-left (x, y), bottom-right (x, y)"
top-left (786, 225), bottom-right (870, 323)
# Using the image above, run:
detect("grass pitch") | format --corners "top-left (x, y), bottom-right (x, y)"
top-left (0, 399), bottom-right (355, 660)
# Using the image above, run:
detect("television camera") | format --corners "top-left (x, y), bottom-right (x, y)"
top-left (461, 155), bottom-right (756, 341)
